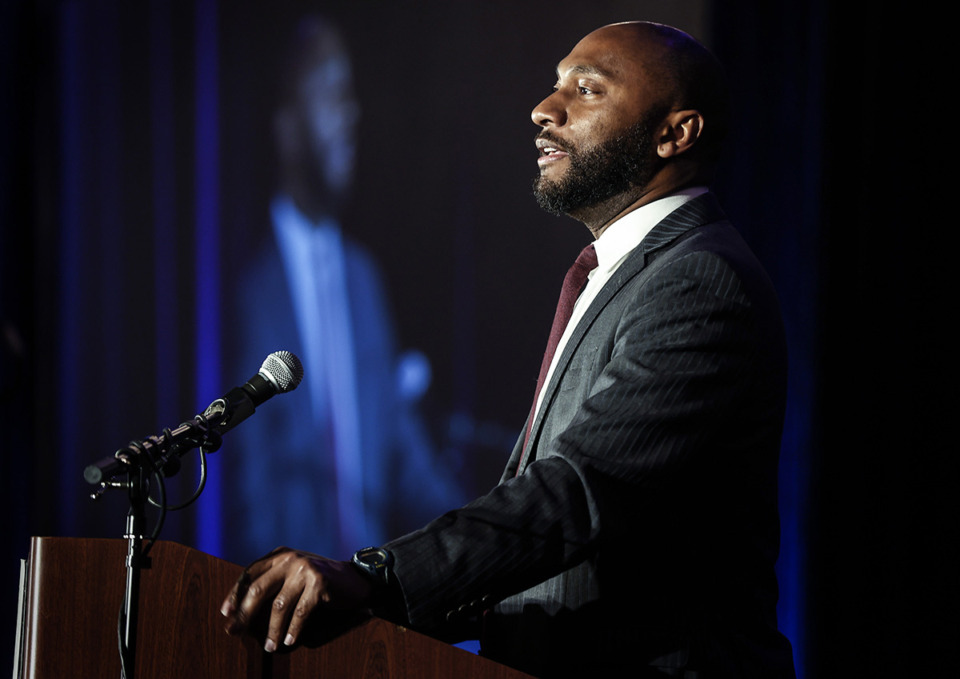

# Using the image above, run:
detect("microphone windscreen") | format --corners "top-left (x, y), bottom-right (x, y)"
top-left (260, 351), bottom-right (304, 393)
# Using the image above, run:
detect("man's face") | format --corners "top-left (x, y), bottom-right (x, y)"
top-left (531, 26), bottom-right (669, 216)
top-left (532, 114), bottom-right (660, 216)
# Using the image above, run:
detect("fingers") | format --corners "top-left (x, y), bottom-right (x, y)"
top-left (221, 550), bottom-right (288, 635)
top-left (219, 568), bottom-right (250, 625)
top-left (267, 573), bottom-right (320, 650)
top-left (221, 548), bottom-right (332, 652)
top-left (222, 574), bottom-right (271, 636)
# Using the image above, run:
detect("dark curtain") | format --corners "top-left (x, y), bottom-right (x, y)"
top-left (710, 5), bottom-right (827, 673)
top-left (714, 3), bottom-right (955, 677)
top-left (806, 7), bottom-right (954, 678)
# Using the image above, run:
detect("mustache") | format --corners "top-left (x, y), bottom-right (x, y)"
top-left (535, 132), bottom-right (574, 154)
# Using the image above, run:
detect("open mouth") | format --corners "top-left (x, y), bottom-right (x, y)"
top-left (536, 136), bottom-right (570, 164)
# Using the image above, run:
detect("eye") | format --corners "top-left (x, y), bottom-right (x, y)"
top-left (578, 85), bottom-right (594, 95)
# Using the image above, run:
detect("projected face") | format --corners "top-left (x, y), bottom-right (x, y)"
top-left (274, 21), bottom-right (360, 212)
top-left (297, 53), bottom-right (359, 196)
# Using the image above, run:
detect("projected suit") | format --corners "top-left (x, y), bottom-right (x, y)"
top-left (227, 206), bottom-right (400, 560)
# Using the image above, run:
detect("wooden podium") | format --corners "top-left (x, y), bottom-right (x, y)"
top-left (16, 537), bottom-right (531, 678)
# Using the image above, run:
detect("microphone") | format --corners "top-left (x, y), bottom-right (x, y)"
top-left (201, 350), bottom-right (304, 436)
top-left (83, 351), bottom-right (304, 485)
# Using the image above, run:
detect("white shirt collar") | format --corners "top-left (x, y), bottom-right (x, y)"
top-left (271, 195), bottom-right (339, 238)
top-left (592, 186), bottom-right (709, 274)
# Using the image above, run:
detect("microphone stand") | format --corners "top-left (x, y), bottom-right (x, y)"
top-left (86, 411), bottom-right (227, 679)
top-left (119, 464), bottom-right (148, 678)
top-left (81, 351), bottom-right (302, 678)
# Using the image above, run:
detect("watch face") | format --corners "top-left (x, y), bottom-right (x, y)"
top-left (355, 547), bottom-right (387, 567)
top-left (358, 549), bottom-right (384, 566)
top-left (353, 547), bottom-right (392, 586)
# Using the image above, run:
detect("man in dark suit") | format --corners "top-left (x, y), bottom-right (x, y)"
top-left (221, 21), bottom-right (797, 678)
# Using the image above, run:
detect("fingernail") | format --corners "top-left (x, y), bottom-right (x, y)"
top-left (264, 638), bottom-right (276, 653)
top-left (284, 634), bottom-right (295, 647)
top-left (220, 602), bottom-right (233, 617)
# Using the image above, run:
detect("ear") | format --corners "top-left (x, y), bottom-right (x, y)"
top-left (655, 110), bottom-right (704, 158)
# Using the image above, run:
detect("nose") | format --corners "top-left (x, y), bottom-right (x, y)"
top-left (531, 91), bottom-right (565, 128)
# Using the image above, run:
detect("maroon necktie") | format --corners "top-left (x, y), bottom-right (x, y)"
top-left (518, 244), bottom-right (598, 472)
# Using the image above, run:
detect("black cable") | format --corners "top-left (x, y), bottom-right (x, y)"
top-left (145, 416), bottom-right (213, 511)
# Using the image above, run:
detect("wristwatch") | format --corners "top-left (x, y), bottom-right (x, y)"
top-left (351, 546), bottom-right (394, 586)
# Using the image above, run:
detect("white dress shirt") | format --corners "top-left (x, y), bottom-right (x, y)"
top-left (534, 187), bottom-right (709, 417)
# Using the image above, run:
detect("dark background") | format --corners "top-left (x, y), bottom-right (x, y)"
top-left (1, 1), bottom-right (954, 676)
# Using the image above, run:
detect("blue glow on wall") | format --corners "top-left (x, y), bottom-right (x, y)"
top-left (193, 0), bottom-right (223, 558)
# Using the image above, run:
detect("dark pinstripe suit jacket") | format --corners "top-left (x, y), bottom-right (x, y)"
top-left (385, 193), bottom-right (796, 678)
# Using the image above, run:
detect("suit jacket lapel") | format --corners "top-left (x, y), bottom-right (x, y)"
top-left (516, 193), bottom-right (727, 474)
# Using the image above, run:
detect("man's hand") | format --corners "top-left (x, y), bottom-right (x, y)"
top-left (220, 547), bottom-right (374, 652)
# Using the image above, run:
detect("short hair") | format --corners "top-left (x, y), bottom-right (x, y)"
top-left (640, 22), bottom-right (731, 165)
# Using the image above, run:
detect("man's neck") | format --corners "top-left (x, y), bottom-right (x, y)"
top-left (575, 185), bottom-right (679, 239)
top-left (573, 163), bottom-right (712, 239)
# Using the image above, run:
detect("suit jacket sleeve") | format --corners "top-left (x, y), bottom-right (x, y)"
top-left (383, 212), bottom-right (787, 643)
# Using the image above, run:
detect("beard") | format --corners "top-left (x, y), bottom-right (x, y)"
top-left (533, 116), bottom-right (661, 216)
